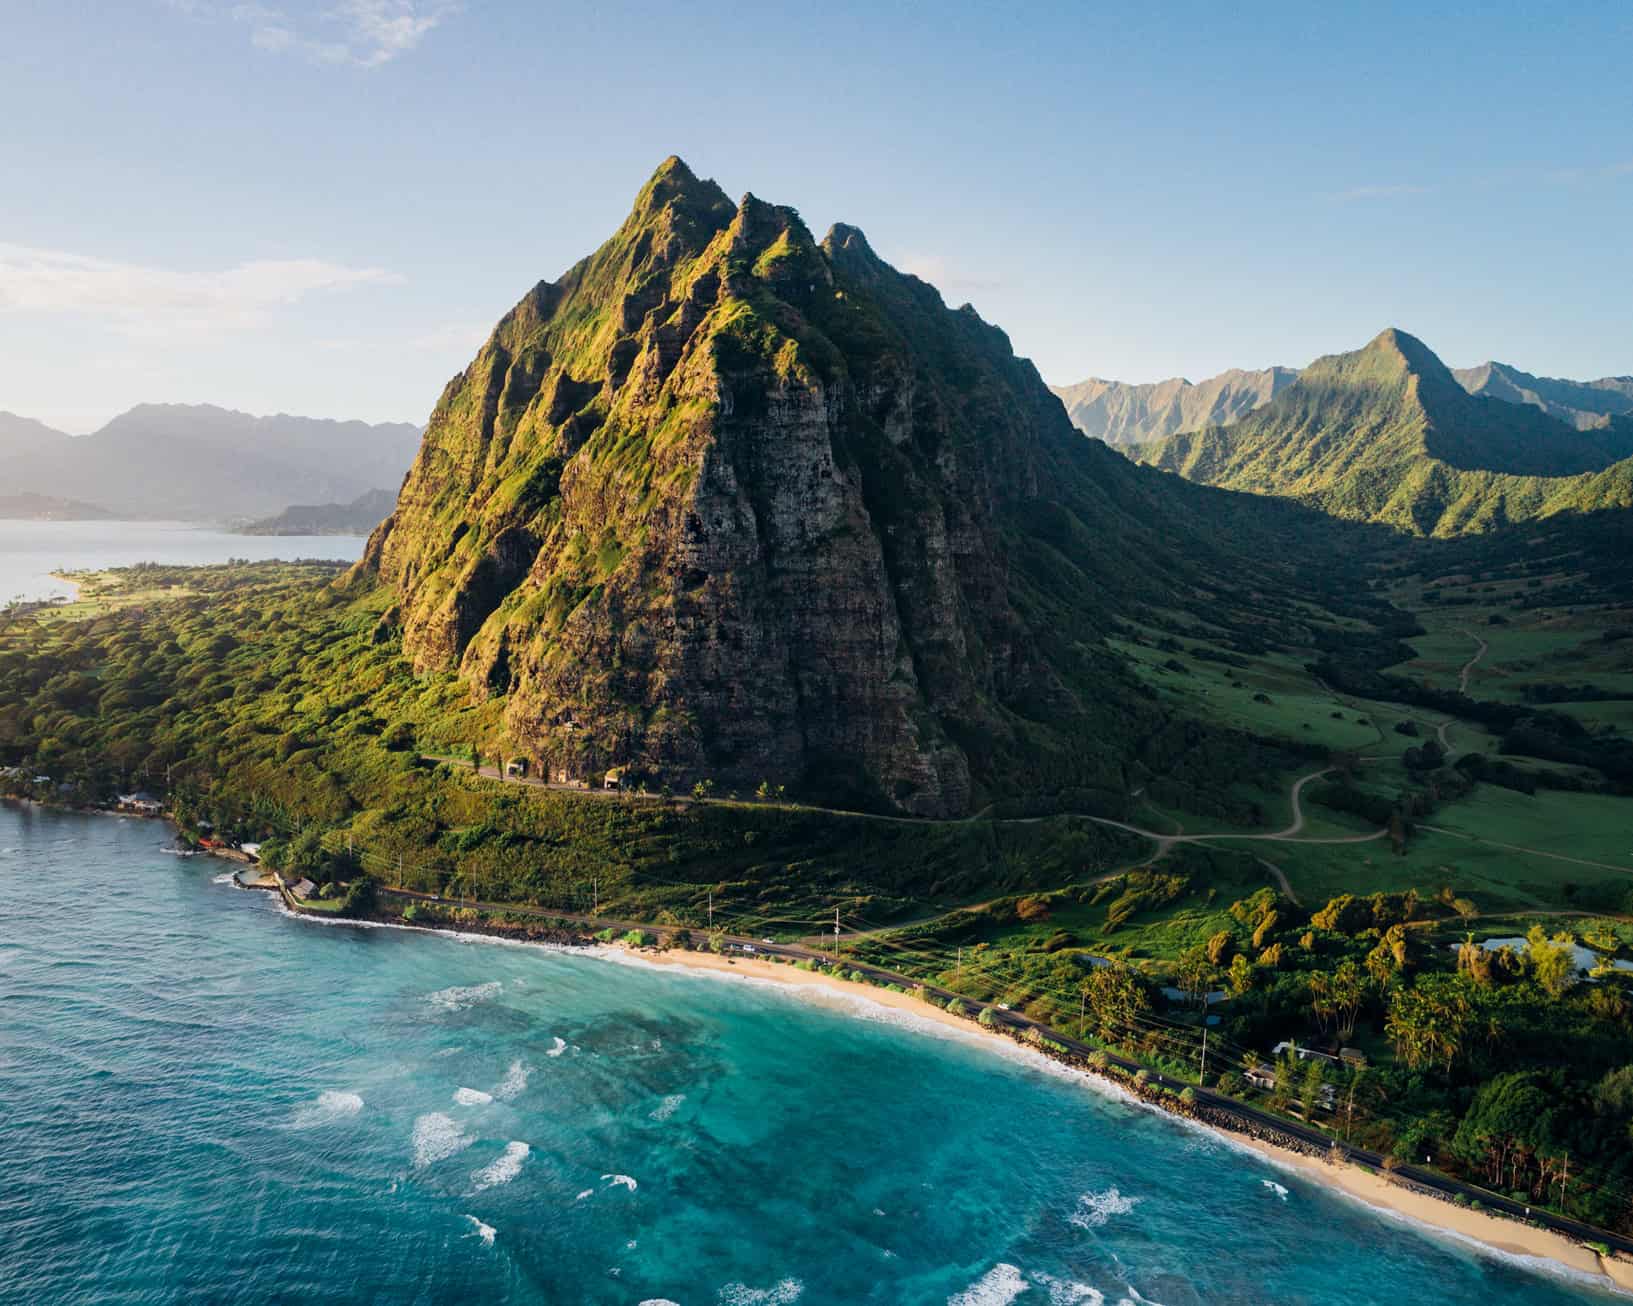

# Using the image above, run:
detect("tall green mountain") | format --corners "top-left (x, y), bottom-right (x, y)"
top-left (360, 158), bottom-right (1343, 816)
top-left (1135, 329), bottom-right (1633, 535)
top-left (1050, 366), bottom-right (1296, 446)
top-left (1453, 360), bottom-right (1633, 430)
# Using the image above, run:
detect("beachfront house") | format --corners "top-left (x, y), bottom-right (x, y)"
top-left (1272, 1041), bottom-right (1340, 1066)
top-left (117, 792), bottom-right (164, 816)
top-left (291, 878), bottom-right (318, 900)
top-left (603, 767), bottom-right (624, 791)
top-left (240, 842), bottom-right (262, 861)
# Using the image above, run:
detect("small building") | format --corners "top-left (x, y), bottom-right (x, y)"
top-left (291, 878), bottom-right (318, 900)
top-left (603, 767), bottom-right (624, 791)
top-left (240, 842), bottom-right (262, 861)
top-left (1272, 1041), bottom-right (1340, 1066)
top-left (505, 758), bottom-right (528, 779)
top-left (117, 792), bottom-right (163, 816)
top-left (1246, 1066), bottom-right (1277, 1091)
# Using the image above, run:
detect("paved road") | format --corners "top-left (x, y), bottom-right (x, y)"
top-left (369, 883), bottom-right (1632, 1259)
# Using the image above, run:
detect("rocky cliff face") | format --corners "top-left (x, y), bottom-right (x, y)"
top-left (361, 159), bottom-right (1220, 814)
top-left (1052, 367), bottom-right (1297, 446)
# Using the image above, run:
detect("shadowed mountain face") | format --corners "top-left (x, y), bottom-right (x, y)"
top-left (1454, 361), bottom-right (1633, 431)
top-left (0, 405), bottom-right (421, 520)
top-left (1136, 329), bottom-right (1633, 535)
top-left (361, 158), bottom-right (1335, 816)
top-left (1051, 367), bottom-right (1297, 445)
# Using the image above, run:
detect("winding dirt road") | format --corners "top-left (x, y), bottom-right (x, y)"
top-left (1456, 627), bottom-right (1489, 695)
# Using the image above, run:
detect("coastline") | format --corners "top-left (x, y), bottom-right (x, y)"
top-left (630, 942), bottom-right (1633, 1297)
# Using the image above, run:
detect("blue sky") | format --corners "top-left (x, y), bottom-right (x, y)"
top-left (2, 0), bottom-right (1629, 431)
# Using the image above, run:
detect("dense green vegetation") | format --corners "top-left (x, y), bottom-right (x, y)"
top-left (4, 528), bottom-right (1632, 1233)
top-left (1137, 329), bottom-right (1633, 535)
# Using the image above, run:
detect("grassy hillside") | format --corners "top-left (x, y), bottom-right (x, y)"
top-left (1137, 329), bottom-right (1633, 535)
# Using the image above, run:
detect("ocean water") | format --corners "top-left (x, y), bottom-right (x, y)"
top-left (0, 519), bottom-right (367, 604)
top-left (0, 803), bottom-right (1617, 1305)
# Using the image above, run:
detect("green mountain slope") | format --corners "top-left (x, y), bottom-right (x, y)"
top-left (1050, 366), bottom-right (1296, 445)
top-left (360, 158), bottom-right (1366, 816)
top-left (238, 488), bottom-right (397, 537)
top-left (1136, 329), bottom-right (1633, 535)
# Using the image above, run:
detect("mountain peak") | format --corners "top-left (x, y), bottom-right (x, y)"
top-left (628, 155), bottom-right (733, 227)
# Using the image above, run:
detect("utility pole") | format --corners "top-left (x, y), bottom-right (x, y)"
top-left (1079, 989), bottom-right (1086, 1040)
top-left (1199, 1026), bottom-right (1209, 1082)
top-left (833, 906), bottom-right (840, 959)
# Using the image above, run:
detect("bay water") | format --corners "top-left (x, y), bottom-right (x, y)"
top-left (0, 802), bottom-right (1616, 1304)
top-left (0, 519), bottom-right (368, 605)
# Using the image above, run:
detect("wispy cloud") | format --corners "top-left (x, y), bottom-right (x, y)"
top-left (0, 242), bottom-right (400, 332)
top-left (1333, 183), bottom-right (1434, 202)
top-left (167, 0), bottom-right (458, 68)
top-left (1332, 159), bottom-right (1633, 202)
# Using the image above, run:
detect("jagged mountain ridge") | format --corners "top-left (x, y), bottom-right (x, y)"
top-left (1135, 329), bottom-right (1633, 535)
top-left (361, 157), bottom-right (1335, 816)
top-left (1051, 367), bottom-right (1297, 445)
top-left (1, 404), bottom-right (422, 520)
top-left (1453, 361), bottom-right (1633, 431)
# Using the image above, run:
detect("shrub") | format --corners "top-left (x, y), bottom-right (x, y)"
top-left (1088, 1050), bottom-right (1110, 1070)
top-left (1133, 1069), bottom-right (1151, 1087)
top-left (977, 1007), bottom-right (997, 1027)
top-left (1179, 1087), bottom-right (1197, 1105)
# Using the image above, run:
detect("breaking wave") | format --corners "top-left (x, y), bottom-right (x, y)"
top-left (1263, 1180), bottom-right (1289, 1201)
top-left (470, 1141), bottom-right (530, 1192)
top-left (649, 1093), bottom-right (685, 1121)
top-left (425, 981), bottom-right (502, 1012)
top-left (601, 1173), bottom-right (638, 1191)
top-left (493, 1059), bottom-right (530, 1101)
top-left (545, 1036), bottom-right (568, 1057)
top-left (1069, 1187), bottom-right (1142, 1230)
top-left (462, 1214), bottom-right (496, 1246)
top-left (411, 1112), bottom-right (474, 1168)
top-left (453, 1086), bottom-right (493, 1106)
top-left (947, 1263), bottom-right (1028, 1306)
top-left (718, 1279), bottom-right (803, 1305)
top-left (288, 1090), bottom-right (364, 1130)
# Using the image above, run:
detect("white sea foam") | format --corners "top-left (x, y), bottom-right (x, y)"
top-left (1262, 1179), bottom-right (1289, 1201)
top-left (602, 1173), bottom-right (638, 1191)
top-left (718, 1279), bottom-right (803, 1305)
top-left (493, 1059), bottom-right (530, 1101)
top-left (211, 870), bottom-right (237, 884)
top-left (453, 1086), bottom-right (494, 1106)
top-left (411, 1111), bottom-right (474, 1168)
top-left (289, 1090), bottom-right (364, 1130)
top-left (1070, 1187), bottom-right (1142, 1229)
top-left (545, 1036), bottom-right (568, 1057)
top-left (1033, 1276), bottom-right (1104, 1306)
top-left (463, 1214), bottom-right (496, 1246)
top-left (574, 1188), bottom-right (594, 1202)
top-left (425, 980), bottom-right (502, 1012)
top-left (947, 1263), bottom-right (1028, 1306)
top-left (649, 1093), bottom-right (684, 1121)
top-left (639, 1300), bottom-right (681, 1306)
top-left (470, 1141), bottom-right (530, 1192)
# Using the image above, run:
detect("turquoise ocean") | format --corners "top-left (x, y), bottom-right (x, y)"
top-left (0, 801), bottom-right (1618, 1305)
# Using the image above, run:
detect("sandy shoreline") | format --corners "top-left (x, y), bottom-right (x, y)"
top-left (635, 943), bottom-right (1633, 1296)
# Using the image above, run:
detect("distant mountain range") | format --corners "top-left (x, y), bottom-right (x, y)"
top-left (237, 488), bottom-right (397, 536)
top-left (0, 492), bottom-right (113, 521)
top-left (1056, 357), bottom-right (1632, 447)
top-left (0, 404), bottom-right (420, 521)
top-left (1452, 361), bottom-right (1633, 430)
top-left (1050, 367), bottom-right (1297, 446)
top-left (1133, 329), bottom-right (1633, 535)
